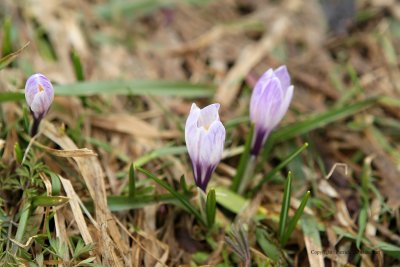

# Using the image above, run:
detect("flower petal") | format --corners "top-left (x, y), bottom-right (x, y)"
top-left (25, 73), bottom-right (54, 116)
top-left (199, 120), bottom-right (225, 167)
top-left (256, 69), bottom-right (275, 86)
top-left (250, 69), bottom-right (275, 118)
top-left (25, 77), bottom-right (39, 106)
top-left (197, 103), bottom-right (220, 129)
top-left (185, 104), bottom-right (201, 163)
top-left (30, 91), bottom-right (51, 119)
top-left (185, 103), bottom-right (225, 191)
top-left (272, 85), bottom-right (294, 126)
top-left (195, 120), bottom-right (225, 189)
top-left (185, 103), bottom-right (200, 129)
top-left (274, 65), bottom-right (291, 90)
top-left (251, 77), bottom-right (284, 129)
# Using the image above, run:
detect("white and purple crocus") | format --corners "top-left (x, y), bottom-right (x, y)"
top-left (25, 73), bottom-right (54, 136)
top-left (250, 66), bottom-right (294, 156)
top-left (185, 103), bottom-right (226, 192)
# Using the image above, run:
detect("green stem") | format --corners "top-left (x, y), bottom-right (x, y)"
top-left (238, 156), bottom-right (257, 195)
top-left (197, 187), bottom-right (207, 222)
top-left (231, 125), bottom-right (254, 192)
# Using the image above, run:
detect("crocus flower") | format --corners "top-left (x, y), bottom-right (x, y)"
top-left (185, 103), bottom-right (226, 191)
top-left (24, 73), bottom-right (54, 136)
top-left (249, 65), bottom-right (293, 156)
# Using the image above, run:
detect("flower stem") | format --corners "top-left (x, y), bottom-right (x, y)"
top-left (238, 155), bottom-right (257, 195)
top-left (197, 187), bottom-right (207, 220)
top-left (30, 117), bottom-right (42, 137)
top-left (231, 125), bottom-right (254, 192)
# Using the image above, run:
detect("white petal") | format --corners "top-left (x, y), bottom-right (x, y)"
top-left (272, 85), bottom-right (294, 128)
top-left (198, 120), bottom-right (225, 167)
top-left (25, 73), bottom-right (54, 107)
top-left (30, 91), bottom-right (51, 118)
top-left (274, 65), bottom-right (291, 90)
top-left (185, 104), bottom-right (201, 162)
top-left (256, 69), bottom-right (275, 85)
top-left (251, 77), bottom-right (284, 129)
top-left (197, 103), bottom-right (220, 129)
top-left (250, 69), bottom-right (275, 119)
top-left (186, 103), bottom-right (200, 129)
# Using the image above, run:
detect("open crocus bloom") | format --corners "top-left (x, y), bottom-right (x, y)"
top-left (25, 73), bottom-right (54, 120)
top-left (249, 65), bottom-right (294, 156)
top-left (185, 103), bottom-right (226, 191)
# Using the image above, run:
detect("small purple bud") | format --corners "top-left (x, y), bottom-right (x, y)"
top-left (249, 65), bottom-right (294, 156)
top-left (185, 103), bottom-right (226, 191)
top-left (24, 73), bottom-right (54, 135)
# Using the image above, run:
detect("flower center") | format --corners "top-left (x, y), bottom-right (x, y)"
top-left (202, 124), bottom-right (210, 131)
top-left (38, 84), bottom-right (44, 92)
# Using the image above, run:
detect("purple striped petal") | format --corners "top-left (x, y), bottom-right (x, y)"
top-left (249, 65), bottom-right (294, 156)
top-left (185, 103), bottom-right (226, 191)
top-left (25, 73), bottom-right (54, 119)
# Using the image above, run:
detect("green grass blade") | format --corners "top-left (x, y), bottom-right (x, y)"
top-left (260, 97), bottom-right (379, 160)
top-left (128, 163), bottom-right (136, 198)
top-left (12, 202), bottom-right (31, 254)
top-left (31, 196), bottom-right (69, 208)
top-left (225, 116), bottom-right (249, 129)
top-left (135, 146), bottom-right (187, 167)
top-left (101, 194), bottom-right (178, 211)
top-left (277, 97), bottom-right (378, 142)
top-left (332, 225), bottom-right (400, 260)
top-left (14, 142), bottom-right (23, 164)
top-left (0, 80), bottom-right (214, 103)
top-left (357, 157), bottom-right (372, 248)
top-left (214, 187), bottom-right (249, 214)
top-left (206, 189), bottom-right (216, 228)
top-left (71, 49), bottom-right (85, 81)
top-left (278, 172), bottom-right (292, 244)
top-left (255, 228), bottom-right (281, 262)
top-left (300, 215), bottom-right (323, 261)
top-left (335, 64), bottom-right (363, 107)
top-left (252, 143), bottom-right (308, 194)
top-left (96, 0), bottom-right (169, 20)
top-left (0, 42), bottom-right (29, 70)
top-left (2, 17), bottom-right (12, 57)
top-left (49, 172), bottom-right (61, 195)
top-left (136, 166), bottom-right (205, 225)
top-left (273, 97), bottom-right (378, 142)
top-left (231, 124), bottom-right (254, 192)
top-left (281, 191), bottom-right (310, 246)
top-left (85, 137), bottom-right (130, 163)
top-left (55, 80), bottom-right (213, 98)
top-left (180, 175), bottom-right (189, 194)
top-left (96, 0), bottom-right (212, 20)
top-left (356, 207), bottom-right (368, 249)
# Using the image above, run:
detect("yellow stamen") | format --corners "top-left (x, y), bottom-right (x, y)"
top-left (202, 124), bottom-right (210, 131)
top-left (38, 84), bottom-right (44, 92)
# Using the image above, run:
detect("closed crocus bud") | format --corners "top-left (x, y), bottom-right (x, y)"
top-left (185, 103), bottom-right (226, 192)
top-left (24, 73), bottom-right (54, 136)
top-left (250, 65), bottom-right (294, 156)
